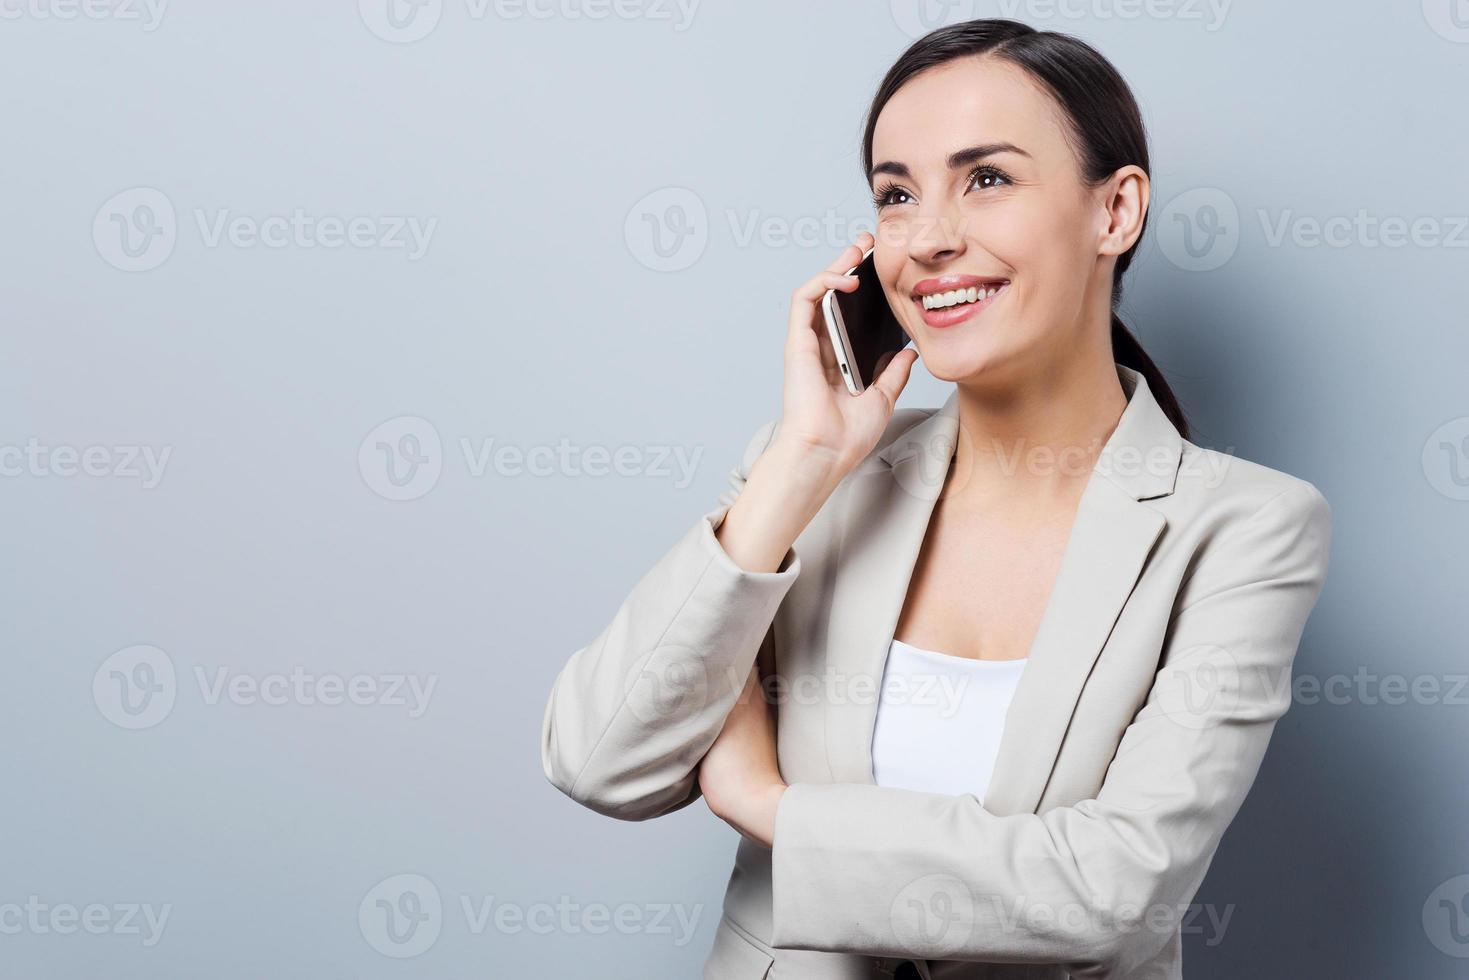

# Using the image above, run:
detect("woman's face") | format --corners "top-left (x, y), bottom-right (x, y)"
top-left (869, 55), bottom-right (1134, 384)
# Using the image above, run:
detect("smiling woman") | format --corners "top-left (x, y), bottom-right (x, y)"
top-left (860, 32), bottom-right (1186, 432)
top-left (541, 18), bottom-right (1331, 980)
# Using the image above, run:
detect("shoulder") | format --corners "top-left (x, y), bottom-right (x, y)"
top-left (1173, 439), bottom-right (1331, 528)
top-left (1164, 439), bottom-right (1333, 597)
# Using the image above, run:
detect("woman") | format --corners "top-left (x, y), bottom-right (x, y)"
top-left (541, 19), bottom-right (1331, 980)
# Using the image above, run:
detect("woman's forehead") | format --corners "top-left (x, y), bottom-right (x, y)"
top-left (871, 58), bottom-right (1068, 163)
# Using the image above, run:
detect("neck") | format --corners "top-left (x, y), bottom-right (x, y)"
top-left (945, 349), bottom-right (1129, 508)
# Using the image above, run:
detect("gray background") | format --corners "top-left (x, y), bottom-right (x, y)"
top-left (2, 1), bottom-right (1466, 977)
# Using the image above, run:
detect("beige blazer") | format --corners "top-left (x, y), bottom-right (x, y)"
top-left (541, 363), bottom-right (1332, 979)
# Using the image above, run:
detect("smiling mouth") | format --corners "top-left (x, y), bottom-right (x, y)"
top-left (918, 281), bottom-right (1009, 311)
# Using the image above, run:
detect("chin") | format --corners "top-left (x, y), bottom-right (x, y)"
top-left (917, 346), bottom-right (1004, 384)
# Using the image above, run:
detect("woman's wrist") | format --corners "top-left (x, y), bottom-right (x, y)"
top-left (716, 438), bottom-right (847, 574)
top-left (729, 780), bottom-right (787, 849)
top-left (751, 435), bottom-right (849, 526)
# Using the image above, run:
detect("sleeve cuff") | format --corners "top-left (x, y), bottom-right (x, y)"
top-left (770, 782), bottom-right (981, 957)
top-left (701, 503), bottom-right (800, 578)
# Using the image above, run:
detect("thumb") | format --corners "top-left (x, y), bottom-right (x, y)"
top-left (868, 347), bottom-right (919, 408)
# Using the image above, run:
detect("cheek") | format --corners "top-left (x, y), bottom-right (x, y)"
top-left (964, 199), bottom-right (1048, 262)
top-left (968, 200), bottom-right (1090, 286)
top-left (874, 249), bottom-right (903, 293)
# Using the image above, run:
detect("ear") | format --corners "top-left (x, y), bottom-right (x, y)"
top-left (1097, 165), bottom-right (1150, 257)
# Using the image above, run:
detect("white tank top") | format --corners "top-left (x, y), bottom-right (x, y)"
top-left (870, 637), bottom-right (1028, 805)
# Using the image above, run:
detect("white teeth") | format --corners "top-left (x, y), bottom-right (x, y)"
top-left (921, 283), bottom-right (1005, 310)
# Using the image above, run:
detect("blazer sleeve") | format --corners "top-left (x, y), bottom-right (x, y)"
top-left (769, 481), bottom-right (1332, 976)
top-left (540, 417), bottom-right (802, 822)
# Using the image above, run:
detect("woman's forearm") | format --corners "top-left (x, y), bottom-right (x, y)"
top-left (715, 437), bottom-right (846, 574)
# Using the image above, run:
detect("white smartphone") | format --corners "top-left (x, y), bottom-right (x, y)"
top-left (820, 247), bottom-right (912, 395)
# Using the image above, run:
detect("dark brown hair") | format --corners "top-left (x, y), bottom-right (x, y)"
top-left (861, 18), bottom-right (1189, 439)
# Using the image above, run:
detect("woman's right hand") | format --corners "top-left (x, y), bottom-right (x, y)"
top-left (774, 231), bottom-right (920, 478)
top-left (712, 233), bottom-right (920, 575)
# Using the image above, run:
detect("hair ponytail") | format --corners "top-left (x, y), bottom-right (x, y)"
top-left (1111, 313), bottom-right (1189, 440)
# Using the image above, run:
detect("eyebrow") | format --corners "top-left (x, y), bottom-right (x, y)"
top-left (869, 142), bottom-right (1032, 182)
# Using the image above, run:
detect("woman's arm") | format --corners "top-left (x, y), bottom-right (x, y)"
top-left (767, 481), bottom-right (1332, 976)
top-left (541, 233), bottom-right (917, 823)
top-left (538, 419), bottom-right (839, 822)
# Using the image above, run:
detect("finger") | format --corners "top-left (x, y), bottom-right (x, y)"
top-left (867, 347), bottom-right (919, 408)
top-left (785, 271), bottom-right (862, 361)
top-left (789, 269), bottom-right (860, 308)
top-left (823, 231), bottom-right (875, 275)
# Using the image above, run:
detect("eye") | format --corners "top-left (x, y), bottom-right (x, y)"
top-left (871, 182), bottom-right (913, 210)
top-left (967, 164), bottom-right (1013, 192)
top-left (872, 164), bottom-right (1015, 211)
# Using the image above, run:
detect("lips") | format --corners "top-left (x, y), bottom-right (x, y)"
top-left (910, 274), bottom-right (1010, 301)
top-left (909, 275), bottom-right (1011, 328)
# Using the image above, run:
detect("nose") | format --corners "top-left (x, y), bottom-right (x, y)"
top-left (905, 204), bottom-right (967, 267)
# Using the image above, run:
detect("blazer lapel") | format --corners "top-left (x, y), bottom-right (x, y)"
top-left (820, 363), bottom-right (1183, 817)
